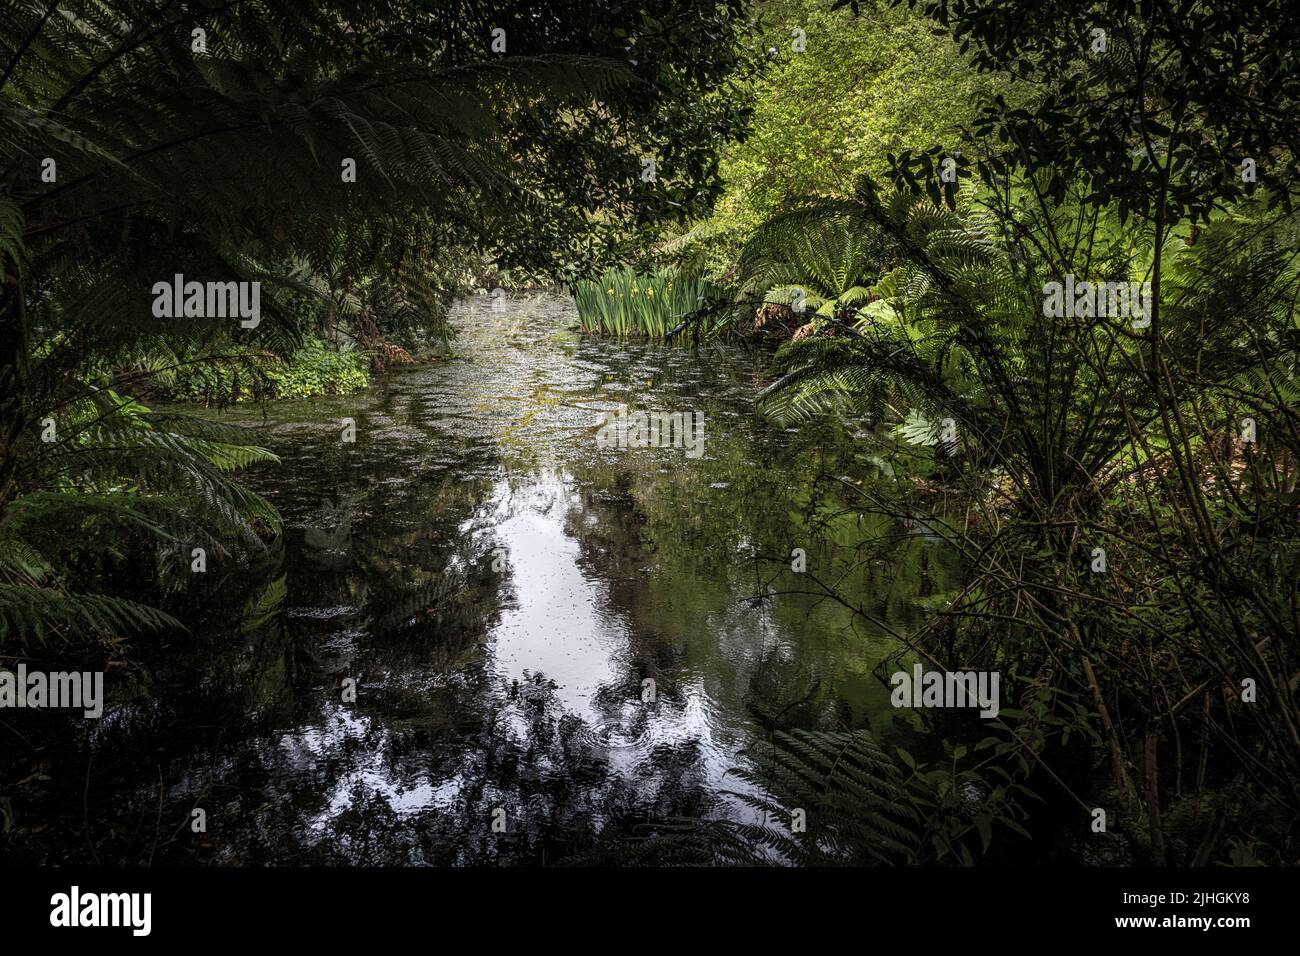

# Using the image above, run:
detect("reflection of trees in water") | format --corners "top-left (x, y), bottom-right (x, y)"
top-left (5, 348), bottom-right (970, 866)
top-left (2, 454), bottom-right (721, 864)
top-left (565, 413), bottom-right (961, 726)
top-left (743, 647), bottom-right (853, 734)
top-left (308, 674), bottom-right (715, 865)
top-left (562, 478), bottom-right (689, 701)
top-left (562, 473), bottom-right (846, 735)
top-left (62, 670), bottom-right (717, 865)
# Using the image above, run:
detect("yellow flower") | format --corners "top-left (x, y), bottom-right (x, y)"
top-left (646, 288), bottom-right (655, 296)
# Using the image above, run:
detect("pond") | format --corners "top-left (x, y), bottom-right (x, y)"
top-left (10, 294), bottom-right (962, 865)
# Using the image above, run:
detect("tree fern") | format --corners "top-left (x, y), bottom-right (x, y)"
top-left (0, 388), bottom-right (279, 642)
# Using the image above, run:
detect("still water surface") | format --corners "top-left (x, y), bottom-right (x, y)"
top-left (13, 294), bottom-right (960, 864)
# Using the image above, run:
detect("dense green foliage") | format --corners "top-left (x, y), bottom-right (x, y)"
top-left (160, 337), bottom-right (370, 405)
top-left (661, 0), bottom-right (1005, 279)
top-left (731, 206), bottom-right (894, 338)
top-left (883, 0), bottom-right (1300, 223)
top-left (713, 0), bottom-right (1300, 865)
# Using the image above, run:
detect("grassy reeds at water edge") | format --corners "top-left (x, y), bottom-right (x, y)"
top-left (572, 267), bottom-right (722, 338)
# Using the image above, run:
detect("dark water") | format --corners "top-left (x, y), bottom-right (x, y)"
top-left (4, 294), bottom-right (961, 865)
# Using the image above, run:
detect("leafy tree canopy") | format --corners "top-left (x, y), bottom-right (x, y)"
top-left (873, 0), bottom-right (1300, 222)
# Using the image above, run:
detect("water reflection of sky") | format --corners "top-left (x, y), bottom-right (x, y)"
top-left (487, 474), bottom-right (625, 714)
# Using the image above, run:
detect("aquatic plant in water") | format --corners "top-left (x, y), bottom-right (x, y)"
top-left (572, 267), bottom-right (722, 338)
